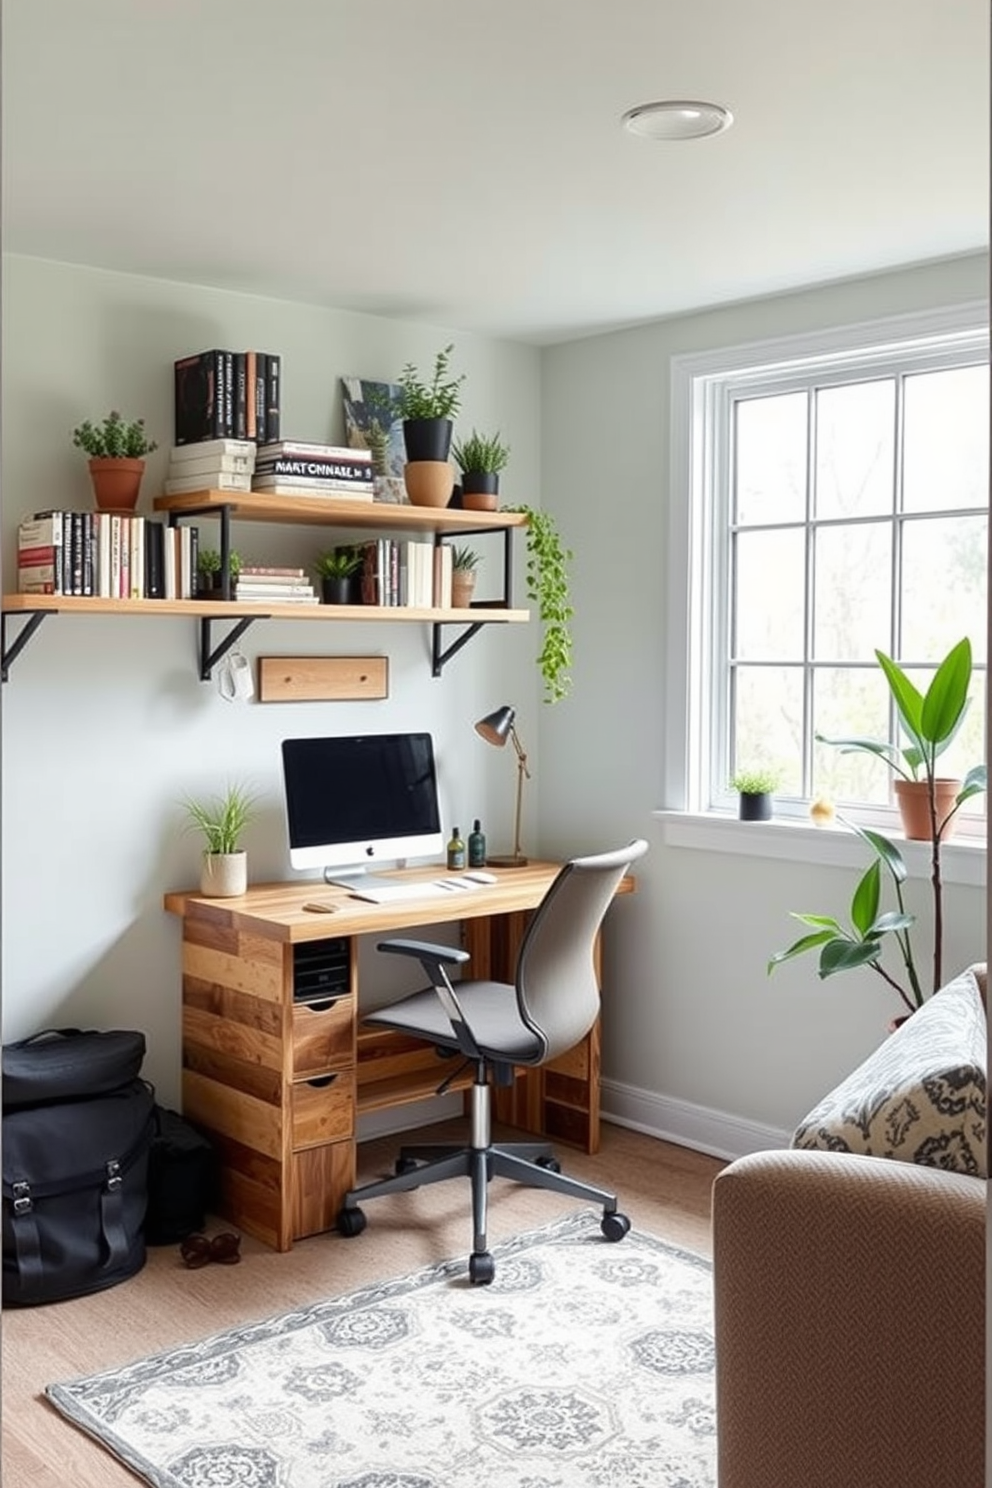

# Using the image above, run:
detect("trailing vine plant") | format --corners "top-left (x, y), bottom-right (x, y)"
top-left (506, 506), bottom-right (574, 704)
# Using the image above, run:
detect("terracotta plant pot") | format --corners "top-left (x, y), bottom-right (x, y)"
top-left (404, 460), bottom-right (454, 507)
top-left (894, 778), bottom-right (962, 841)
top-left (88, 457), bottom-right (146, 512)
top-left (461, 471), bottom-right (500, 511)
top-left (451, 573), bottom-right (477, 609)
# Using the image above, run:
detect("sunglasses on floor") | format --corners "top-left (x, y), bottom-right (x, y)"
top-left (179, 1231), bottom-right (242, 1268)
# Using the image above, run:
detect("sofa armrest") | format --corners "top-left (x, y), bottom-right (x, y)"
top-left (712, 1148), bottom-right (984, 1488)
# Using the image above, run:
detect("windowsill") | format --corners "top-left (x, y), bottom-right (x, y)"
top-left (653, 810), bottom-right (986, 888)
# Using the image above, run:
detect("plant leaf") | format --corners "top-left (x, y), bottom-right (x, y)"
top-left (919, 637), bottom-right (971, 744)
top-left (815, 733), bottom-right (904, 771)
top-left (868, 910), bottom-right (915, 934)
top-left (850, 859), bottom-right (880, 936)
top-left (791, 913), bottom-right (844, 932)
top-left (875, 648), bottom-right (925, 742)
top-left (819, 939), bottom-right (883, 977)
top-left (767, 929), bottom-right (837, 974)
top-left (849, 824), bottom-right (908, 883)
top-left (958, 764), bottom-right (988, 801)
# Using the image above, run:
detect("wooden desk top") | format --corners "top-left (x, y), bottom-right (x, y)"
top-left (164, 860), bottom-right (634, 942)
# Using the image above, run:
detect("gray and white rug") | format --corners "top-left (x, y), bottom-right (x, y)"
top-left (47, 1209), bottom-right (716, 1488)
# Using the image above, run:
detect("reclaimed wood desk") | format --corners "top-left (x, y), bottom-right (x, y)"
top-left (164, 861), bottom-right (634, 1251)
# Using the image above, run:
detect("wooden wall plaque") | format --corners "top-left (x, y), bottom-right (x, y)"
top-left (257, 656), bottom-right (389, 703)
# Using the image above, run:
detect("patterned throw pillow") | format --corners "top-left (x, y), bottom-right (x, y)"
top-left (792, 966), bottom-right (987, 1178)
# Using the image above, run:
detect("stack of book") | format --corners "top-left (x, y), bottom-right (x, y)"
top-left (163, 438), bottom-right (256, 496)
top-left (252, 442), bottom-right (374, 501)
top-left (358, 538), bottom-right (451, 607)
top-left (17, 511), bottom-right (198, 599)
top-left (174, 349), bottom-right (281, 445)
top-left (234, 565), bottom-right (319, 606)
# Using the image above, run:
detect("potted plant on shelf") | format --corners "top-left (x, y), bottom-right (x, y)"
top-left (451, 429), bottom-right (511, 512)
top-left (450, 544), bottom-right (481, 609)
top-left (196, 548), bottom-right (243, 597)
top-left (396, 344), bottom-right (466, 507)
top-left (816, 637), bottom-right (985, 843)
top-left (505, 505), bottom-right (574, 704)
top-left (181, 782), bottom-right (258, 898)
top-left (72, 410), bottom-right (158, 512)
top-left (730, 766), bottom-right (781, 821)
top-left (314, 546), bottom-right (363, 605)
top-left (768, 636), bottom-right (986, 1016)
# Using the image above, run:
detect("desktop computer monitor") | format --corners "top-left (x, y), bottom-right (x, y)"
top-left (281, 732), bottom-right (444, 883)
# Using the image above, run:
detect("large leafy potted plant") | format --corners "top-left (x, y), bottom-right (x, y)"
top-left (72, 410), bottom-right (158, 512)
top-left (396, 344), bottom-right (465, 507)
top-left (769, 637), bottom-right (986, 1013)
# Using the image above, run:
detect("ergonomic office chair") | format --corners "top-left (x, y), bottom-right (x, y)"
top-left (337, 838), bottom-right (648, 1283)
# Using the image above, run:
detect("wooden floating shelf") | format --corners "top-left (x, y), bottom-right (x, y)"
top-left (153, 488), bottom-right (529, 533)
top-left (1, 594), bottom-right (528, 623)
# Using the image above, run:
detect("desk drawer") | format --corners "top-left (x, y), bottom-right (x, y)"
top-left (292, 1070), bottom-right (355, 1150)
top-left (292, 995), bottom-right (354, 1078)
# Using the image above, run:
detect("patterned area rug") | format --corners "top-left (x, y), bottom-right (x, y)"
top-left (47, 1209), bottom-right (716, 1488)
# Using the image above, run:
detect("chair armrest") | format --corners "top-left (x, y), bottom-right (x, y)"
top-left (376, 938), bottom-right (470, 965)
top-left (712, 1148), bottom-right (984, 1488)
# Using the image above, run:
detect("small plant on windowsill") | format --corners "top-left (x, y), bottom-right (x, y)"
top-left (730, 767), bottom-right (782, 822)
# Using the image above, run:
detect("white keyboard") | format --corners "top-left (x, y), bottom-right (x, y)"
top-left (350, 877), bottom-right (486, 905)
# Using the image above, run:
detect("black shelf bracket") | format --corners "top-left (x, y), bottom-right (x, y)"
top-left (199, 615), bottom-right (266, 682)
top-left (2, 611), bottom-right (49, 682)
top-left (430, 524), bottom-right (517, 678)
top-left (432, 619), bottom-right (485, 676)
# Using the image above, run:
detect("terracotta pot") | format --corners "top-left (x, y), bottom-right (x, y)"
top-left (462, 490), bottom-right (499, 512)
top-left (200, 851), bottom-right (247, 898)
top-left (88, 457), bottom-right (146, 512)
top-left (451, 573), bottom-right (477, 609)
top-left (404, 460), bottom-right (454, 507)
top-left (894, 778), bottom-right (962, 841)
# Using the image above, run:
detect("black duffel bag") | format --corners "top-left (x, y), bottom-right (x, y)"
top-left (2, 1028), bottom-right (154, 1307)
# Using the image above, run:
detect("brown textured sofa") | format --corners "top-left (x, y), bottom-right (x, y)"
top-left (712, 965), bottom-right (985, 1488)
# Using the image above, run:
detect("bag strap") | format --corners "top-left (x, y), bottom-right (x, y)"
top-left (8, 1181), bottom-right (43, 1293)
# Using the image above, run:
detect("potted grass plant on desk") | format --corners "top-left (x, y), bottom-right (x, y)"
top-left (181, 782), bottom-right (258, 898)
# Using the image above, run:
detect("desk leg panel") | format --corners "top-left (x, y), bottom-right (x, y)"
top-left (292, 1143), bottom-right (355, 1240)
top-left (199, 1127), bottom-right (288, 1253)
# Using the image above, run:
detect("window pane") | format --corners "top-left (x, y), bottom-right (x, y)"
top-left (813, 522), bottom-right (892, 661)
top-left (733, 665), bottom-right (803, 795)
top-left (814, 379), bottom-right (895, 519)
top-left (735, 392), bottom-right (807, 525)
top-left (900, 514), bottom-right (988, 664)
top-left (812, 668), bottom-right (891, 805)
top-left (903, 364), bottom-right (990, 513)
top-left (734, 528), bottom-right (805, 660)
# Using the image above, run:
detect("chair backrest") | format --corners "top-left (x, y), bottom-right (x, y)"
top-left (514, 839), bottom-right (648, 1064)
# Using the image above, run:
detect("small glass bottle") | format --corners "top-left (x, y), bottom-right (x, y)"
top-left (446, 825), bottom-right (466, 870)
top-left (468, 819), bottom-right (487, 868)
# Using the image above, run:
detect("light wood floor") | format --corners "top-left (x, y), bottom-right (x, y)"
top-left (2, 1121), bottom-right (725, 1488)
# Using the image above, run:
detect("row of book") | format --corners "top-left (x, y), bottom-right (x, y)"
top-left (360, 539), bottom-right (453, 608)
top-left (160, 437), bottom-right (377, 501)
top-left (174, 349), bottom-right (281, 446)
top-left (18, 512), bottom-right (199, 600)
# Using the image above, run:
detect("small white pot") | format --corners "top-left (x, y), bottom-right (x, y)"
top-left (200, 851), bottom-right (247, 898)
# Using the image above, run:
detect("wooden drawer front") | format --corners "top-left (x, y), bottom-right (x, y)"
top-left (291, 1141), bottom-right (356, 1240)
top-left (292, 996), bottom-right (354, 1078)
top-left (292, 1070), bottom-right (355, 1150)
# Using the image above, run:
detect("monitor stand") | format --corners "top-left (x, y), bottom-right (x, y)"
top-left (322, 867), bottom-right (403, 892)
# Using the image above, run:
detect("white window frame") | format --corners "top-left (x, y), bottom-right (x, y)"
top-left (665, 301), bottom-right (989, 845)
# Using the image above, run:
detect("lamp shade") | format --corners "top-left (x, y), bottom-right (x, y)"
top-left (475, 706), bottom-right (515, 748)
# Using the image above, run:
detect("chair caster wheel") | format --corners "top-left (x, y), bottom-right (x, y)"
top-left (536, 1155), bottom-right (562, 1173)
top-left (469, 1252), bottom-right (495, 1285)
top-left (395, 1156), bottom-right (419, 1176)
top-left (337, 1206), bottom-right (367, 1238)
top-left (601, 1211), bottom-right (630, 1242)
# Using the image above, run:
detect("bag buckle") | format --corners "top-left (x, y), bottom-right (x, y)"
top-left (12, 1181), bottom-right (32, 1214)
top-left (105, 1159), bottom-right (122, 1192)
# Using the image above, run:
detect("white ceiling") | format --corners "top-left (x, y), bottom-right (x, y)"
top-left (3, 0), bottom-right (988, 346)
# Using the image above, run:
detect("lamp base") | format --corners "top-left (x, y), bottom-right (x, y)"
top-left (485, 853), bottom-right (529, 868)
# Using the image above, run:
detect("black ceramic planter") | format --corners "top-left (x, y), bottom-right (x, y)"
top-left (322, 575), bottom-right (357, 605)
top-left (738, 791), bottom-right (772, 821)
top-left (461, 471), bottom-right (499, 497)
top-left (403, 417), bottom-right (453, 463)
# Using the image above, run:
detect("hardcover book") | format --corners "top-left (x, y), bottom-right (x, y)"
top-left (168, 438), bottom-right (255, 463)
top-left (174, 350), bottom-right (226, 445)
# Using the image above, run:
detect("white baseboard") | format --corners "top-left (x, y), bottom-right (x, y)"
top-left (601, 1078), bottom-right (791, 1161)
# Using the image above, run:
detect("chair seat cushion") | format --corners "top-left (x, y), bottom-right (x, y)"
top-left (362, 980), bottom-right (544, 1064)
top-left (791, 965), bottom-right (987, 1178)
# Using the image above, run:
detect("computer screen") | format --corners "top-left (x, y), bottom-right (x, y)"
top-left (281, 732), bottom-right (444, 881)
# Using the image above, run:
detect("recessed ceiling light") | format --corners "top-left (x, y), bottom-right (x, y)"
top-left (621, 99), bottom-right (733, 141)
